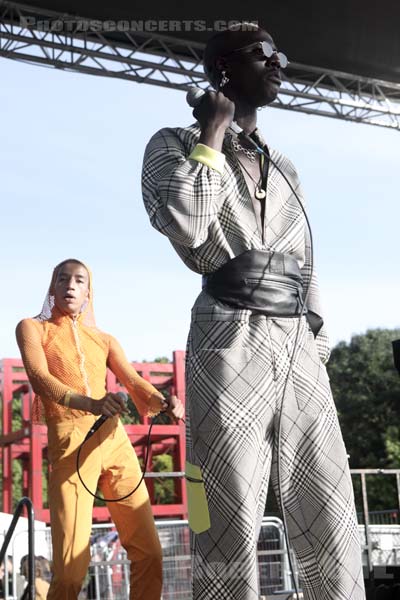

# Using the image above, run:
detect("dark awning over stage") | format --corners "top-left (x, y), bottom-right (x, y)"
top-left (6, 0), bottom-right (400, 84)
top-left (1, 1), bottom-right (399, 129)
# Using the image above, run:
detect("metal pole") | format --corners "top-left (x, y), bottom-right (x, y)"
top-left (94, 561), bottom-right (101, 600)
top-left (123, 553), bottom-right (130, 598)
top-left (0, 497), bottom-right (35, 599)
top-left (396, 473), bottom-right (400, 516)
top-left (360, 473), bottom-right (374, 593)
top-left (26, 498), bottom-right (35, 600)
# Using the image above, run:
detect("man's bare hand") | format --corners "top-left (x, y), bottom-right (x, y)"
top-left (195, 91), bottom-right (236, 152)
top-left (194, 90), bottom-right (235, 132)
top-left (91, 393), bottom-right (129, 417)
top-left (162, 395), bottom-right (185, 424)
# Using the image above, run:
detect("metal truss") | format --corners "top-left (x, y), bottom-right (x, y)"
top-left (1, 1), bottom-right (400, 130)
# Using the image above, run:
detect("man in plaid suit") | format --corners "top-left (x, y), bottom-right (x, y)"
top-left (142, 23), bottom-right (365, 600)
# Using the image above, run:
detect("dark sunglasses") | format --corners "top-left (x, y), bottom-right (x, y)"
top-left (223, 40), bottom-right (289, 69)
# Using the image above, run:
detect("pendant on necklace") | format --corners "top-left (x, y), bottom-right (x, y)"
top-left (255, 188), bottom-right (266, 200)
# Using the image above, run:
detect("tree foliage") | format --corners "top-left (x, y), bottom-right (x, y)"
top-left (328, 328), bottom-right (400, 511)
top-left (266, 328), bottom-right (400, 516)
top-left (153, 454), bottom-right (175, 504)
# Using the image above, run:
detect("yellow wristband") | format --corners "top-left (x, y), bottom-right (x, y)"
top-left (188, 143), bottom-right (225, 174)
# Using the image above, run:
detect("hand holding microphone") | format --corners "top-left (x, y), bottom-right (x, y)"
top-left (187, 87), bottom-right (267, 159)
top-left (160, 394), bottom-right (185, 424)
top-left (79, 391), bottom-right (185, 501)
top-left (85, 391), bottom-right (129, 442)
top-left (187, 88), bottom-right (235, 131)
top-left (186, 87), bottom-right (236, 152)
top-left (90, 391), bottom-right (129, 417)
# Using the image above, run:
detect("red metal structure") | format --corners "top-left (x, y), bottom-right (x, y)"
top-left (0, 352), bottom-right (187, 523)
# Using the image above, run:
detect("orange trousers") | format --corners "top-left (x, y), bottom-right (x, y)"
top-left (46, 414), bottom-right (162, 600)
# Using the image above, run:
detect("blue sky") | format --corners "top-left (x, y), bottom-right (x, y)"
top-left (1, 57), bottom-right (399, 361)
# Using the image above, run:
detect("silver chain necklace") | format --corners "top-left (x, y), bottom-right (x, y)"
top-left (231, 138), bottom-right (258, 163)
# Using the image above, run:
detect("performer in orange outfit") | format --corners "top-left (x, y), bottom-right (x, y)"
top-left (16, 258), bottom-right (184, 600)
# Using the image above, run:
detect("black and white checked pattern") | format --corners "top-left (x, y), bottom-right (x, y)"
top-left (186, 309), bottom-right (365, 599)
top-left (142, 125), bottom-right (365, 599)
top-left (142, 124), bottom-right (329, 364)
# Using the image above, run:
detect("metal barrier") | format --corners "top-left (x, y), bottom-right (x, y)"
top-left (8, 519), bottom-right (400, 599)
top-left (359, 525), bottom-right (400, 568)
top-left (351, 468), bottom-right (400, 582)
top-left (156, 520), bottom-right (191, 600)
top-left (82, 517), bottom-right (296, 599)
top-left (0, 497), bottom-right (35, 600)
top-left (257, 517), bottom-right (294, 597)
top-left (359, 510), bottom-right (400, 526)
top-left (4, 517), bottom-right (296, 599)
top-left (7, 515), bottom-right (400, 598)
top-left (5, 473), bottom-right (400, 598)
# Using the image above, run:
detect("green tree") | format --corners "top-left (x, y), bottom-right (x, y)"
top-left (152, 454), bottom-right (175, 504)
top-left (386, 425), bottom-right (400, 465)
top-left (328, 328), bottom-right (400, 511)
top-left (154, 357), bottom-right (170, 364)
top-left (141, 356), bottom-right (170, 363)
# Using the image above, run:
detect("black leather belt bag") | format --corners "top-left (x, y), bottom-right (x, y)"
top-left (202, 250), bottom-right (323, 337)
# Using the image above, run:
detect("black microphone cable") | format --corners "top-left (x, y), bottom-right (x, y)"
top-left (76, 394), bottom-right (157, 503)
top-left (238, 131), bottom-right (314, 598)
top-left (189, 86), bottom-right (315, 596)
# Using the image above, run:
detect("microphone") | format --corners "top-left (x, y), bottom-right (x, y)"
top-left (186, 87), bottom-right (243, 135)
top-left (186, 86), bottom-right (206, 109)
top-left (84, 391), bottom-right (128, 442)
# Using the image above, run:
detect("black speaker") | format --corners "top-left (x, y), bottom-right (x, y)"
top-left (392, 339), bottom-right (400, 374)
top-left (366, 583), bottom-right (400, 599)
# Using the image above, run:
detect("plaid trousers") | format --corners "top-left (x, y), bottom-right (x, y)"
top-left (185, 294), bottom-right (365, 600)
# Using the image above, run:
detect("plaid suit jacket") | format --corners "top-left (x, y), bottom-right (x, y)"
top-left (142, 124), bottom-right (330, 363)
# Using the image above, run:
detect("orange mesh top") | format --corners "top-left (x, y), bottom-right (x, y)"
top-left (15, 260), bottom-right (164, 423)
